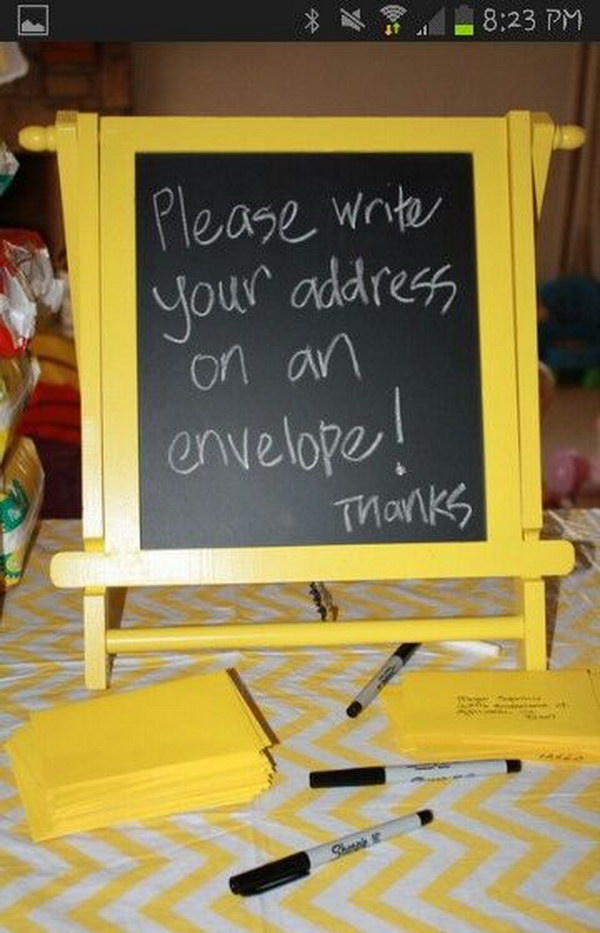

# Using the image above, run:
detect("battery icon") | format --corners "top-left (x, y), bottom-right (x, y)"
top-left (454, 4), bottom-right (474, 36)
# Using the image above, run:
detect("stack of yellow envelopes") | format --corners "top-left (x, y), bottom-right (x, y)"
top-left (383, 669), bottom-right (600, 765)
top-left (6, 670), bottom-right (275, 841)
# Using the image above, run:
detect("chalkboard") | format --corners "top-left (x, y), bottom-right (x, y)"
top-left (136, 152), bottom-right (485, 549)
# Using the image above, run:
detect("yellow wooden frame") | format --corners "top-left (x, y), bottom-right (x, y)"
top-left (20, 112), bottom-right (583, 688)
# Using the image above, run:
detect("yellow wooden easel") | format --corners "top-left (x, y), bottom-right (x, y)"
top-left (21, 112), bottom-right (582, 688)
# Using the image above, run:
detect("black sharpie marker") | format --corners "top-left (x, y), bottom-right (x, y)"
top-left (310, 758), bottom-right (522, 788)
top-left (229, 810), bottom-right (433, 896)
top-left (346, 643), bottom-right (419, 718)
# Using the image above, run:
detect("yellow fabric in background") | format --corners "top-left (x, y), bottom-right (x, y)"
top-left (1, 514), bottom-right (599, 932)
top-left (29, 333), bottom-right (78, 389)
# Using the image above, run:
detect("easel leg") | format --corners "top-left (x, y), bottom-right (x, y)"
top-left (83, 586), bottom-right (127, 689)
top-left (517, 578), bottom-right (547, 670)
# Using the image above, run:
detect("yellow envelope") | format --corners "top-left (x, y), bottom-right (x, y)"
top-left (29, 670), bottom-right (270, 788)
top-left (5, 669), bottom-right (275, 841)
top-left (383, 669), bottom-right (600, 764)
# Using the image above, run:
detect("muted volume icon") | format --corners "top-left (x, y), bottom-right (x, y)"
top-left (417, 7), bottom-right (446, 36)
top-left (381, 5), bottom-right (406, 35)
top-left (341, 7), bottom-right (366, 31)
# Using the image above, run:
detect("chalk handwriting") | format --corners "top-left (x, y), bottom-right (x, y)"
top-left (152, 186), bottom-right (318, 251)
top-left (287, 332), bottom-right (362, 383)
top-left (167, 416), bottom-right (384, 477)
top-left (142, 157), bottom-right (482, 547)
top-left (331, 184), bottom-right (443, 234)
top-left (333, 483), bottom-right (473, 533)
top-left (152, 264), bottom-right (273, 343)
top-left (290, 256), bottom-right (457, 315)
top-left (190, 344), bottom-right (249, 392)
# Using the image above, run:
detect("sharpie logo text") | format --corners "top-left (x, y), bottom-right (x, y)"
top-left (379, 665), bottom-right (399, 686)
top-left (331, 837), bottom-right (368, 857)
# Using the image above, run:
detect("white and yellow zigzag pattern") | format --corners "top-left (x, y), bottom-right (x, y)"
top-left (0, 518), bottom-right (598, 931)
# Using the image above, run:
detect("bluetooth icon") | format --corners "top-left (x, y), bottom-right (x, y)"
top-left (305, 7), bottom-right (320, 34)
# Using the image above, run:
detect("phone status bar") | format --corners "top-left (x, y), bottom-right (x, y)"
top-left (3, 1), bottom-right (599, 42)
top-left (301, 4), bottom-right (594, 41)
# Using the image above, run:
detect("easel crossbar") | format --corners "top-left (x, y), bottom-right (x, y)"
top-left (105, 617), bottom-right (525, 654)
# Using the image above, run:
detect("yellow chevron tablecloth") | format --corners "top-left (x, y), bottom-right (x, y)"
top-left (1, 513), bottom-right (599, 932)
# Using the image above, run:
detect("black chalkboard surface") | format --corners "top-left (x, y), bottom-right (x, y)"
top-left (136, 153), bottom-right (484, 549)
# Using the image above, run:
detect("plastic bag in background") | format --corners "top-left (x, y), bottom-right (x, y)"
top-left (1, 230), bottom-right (64, 314)
top-left (0, 436), bottom-right (44, 587)
top-left (57, 271), bottom-right (73, 338)
top-left (0, 353), bottom-right (40, 459)
top-left (0, 230), bottom-right (65, 355)
top-left (0, 140), bottom-right (18, 197)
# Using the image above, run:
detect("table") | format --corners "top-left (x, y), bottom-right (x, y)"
top-left (1, 514), bottom-right (598, 932)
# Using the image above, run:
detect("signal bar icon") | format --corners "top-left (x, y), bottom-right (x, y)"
top-left (417, 7), bottom-right (447, 36)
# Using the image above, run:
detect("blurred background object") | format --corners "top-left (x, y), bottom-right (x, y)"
top-left (0, 43), bottom-right (28, 87)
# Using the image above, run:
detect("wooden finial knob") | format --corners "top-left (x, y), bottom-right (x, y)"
top-left (553, 124), bottom-right (586, 150)
top-left (18, 125), bottom-right (57, 152)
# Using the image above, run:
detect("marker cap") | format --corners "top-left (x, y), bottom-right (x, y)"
top-left (346, 701), bottom-right (363, 718)
top-left (418, 809), bottom-right (434, 826)
top-left (310, 766), bottom-right (386, 787)
top-left (396, 643), bottom-right (419, 663)
top-left (229, 851), bottom-right (310, 896)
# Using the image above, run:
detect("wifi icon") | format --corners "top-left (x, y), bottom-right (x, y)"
top-left (380, 4), bottom-right (407, 23)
